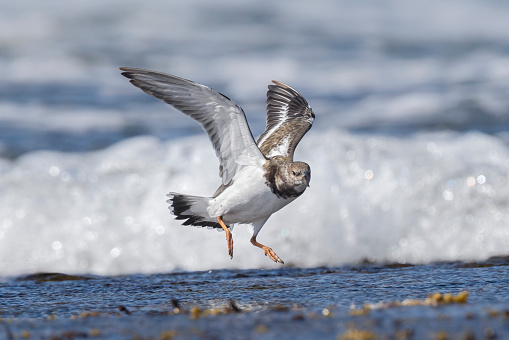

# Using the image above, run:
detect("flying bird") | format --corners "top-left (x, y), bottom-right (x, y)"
top-left (120, 68), bottom-right (314, 263)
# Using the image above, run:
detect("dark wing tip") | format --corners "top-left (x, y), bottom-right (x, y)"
top-left (267, 80), bottom-right (314, 121)
top-left (120, 66), bottom-right (144, 73)
top-left (120, 67), bottom-right (159, 81)
top-left (120, 67), bottom-right (141, 81)
top-left (269, 80), bottom-right (311, 106)
top-left (120, 68), bottom-right (211, 93)
top-left (271, 80), bottom-right (298, 92)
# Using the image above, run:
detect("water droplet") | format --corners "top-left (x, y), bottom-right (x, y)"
top-left (110, 247), bottom-right (121, 257)
top-left (52, 241), bottom-right (62, 250)
top-left (364, 170), bottom-right (374, 180)
top-left (442, 190), bottom-right (454, 201)
top-left (49, 166), bottom-right (60, 177)
top-left (477, 175), bottom-right (486, 184)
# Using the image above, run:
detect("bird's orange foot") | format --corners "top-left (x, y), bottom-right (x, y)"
top-left (250, 235), bottom-right (284, 264)
top-left (263, 246), bottom-right (284, 264)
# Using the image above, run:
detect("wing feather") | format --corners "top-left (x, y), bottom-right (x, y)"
top-left (257, 81), bottom-right (314, 159)
top-left (120, 67), bottom-right (266, 185)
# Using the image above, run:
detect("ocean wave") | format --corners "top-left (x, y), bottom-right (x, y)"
top-left (1, 130), bottom-right (508, 276)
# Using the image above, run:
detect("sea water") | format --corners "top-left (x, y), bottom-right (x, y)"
top-left (1, 0), bottom-right (509, 278)
top-left (1, 261), bottom-right (509, 339)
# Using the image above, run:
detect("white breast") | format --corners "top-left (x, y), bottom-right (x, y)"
top-left (207, 165), bottom-right (295, 224)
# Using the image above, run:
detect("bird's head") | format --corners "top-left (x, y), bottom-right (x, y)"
top-left (289, 161), bottom-right (311, 193)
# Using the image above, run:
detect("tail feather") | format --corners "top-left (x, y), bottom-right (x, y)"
top-left (167, 192), bottom-right (220, 229)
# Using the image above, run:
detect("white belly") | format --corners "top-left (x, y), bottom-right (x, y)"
top-left (207, 166), bottom-right (295, 224)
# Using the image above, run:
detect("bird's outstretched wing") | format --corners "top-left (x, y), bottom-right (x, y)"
top-left (121, 68), bottom-right (266, 186)
top-left (257, 81), bottom-right (314, 160)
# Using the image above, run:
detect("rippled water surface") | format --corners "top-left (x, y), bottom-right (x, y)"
top-left (2, 259), bottom-right (509, 339)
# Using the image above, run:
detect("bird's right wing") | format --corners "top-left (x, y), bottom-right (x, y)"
top-left (120, 68), bottom-right (266, 186)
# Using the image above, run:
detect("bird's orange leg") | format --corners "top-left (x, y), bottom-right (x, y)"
top-left (216, 216), bottom-right (233, 259)
top-left (250, 235), bottom-right (284, 264)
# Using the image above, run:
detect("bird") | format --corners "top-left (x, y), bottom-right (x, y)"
top-left (120, 67), bottom-right (314, 264)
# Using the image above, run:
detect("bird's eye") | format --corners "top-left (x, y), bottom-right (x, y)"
top-left (292, 170), bottom-right (296, 176)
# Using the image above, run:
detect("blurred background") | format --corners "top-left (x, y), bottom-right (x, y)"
top-left (1, 0), bottom-right (509, 276)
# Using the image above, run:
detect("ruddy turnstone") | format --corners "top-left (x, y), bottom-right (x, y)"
top-left (121, 68), bottom-right (314, 264)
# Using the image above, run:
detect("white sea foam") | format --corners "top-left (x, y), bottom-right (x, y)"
top-left (1, 130), bottom-right (508, 276)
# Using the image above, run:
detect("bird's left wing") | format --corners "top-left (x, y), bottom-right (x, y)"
top-left (120, 68), bottom-right (266, 186)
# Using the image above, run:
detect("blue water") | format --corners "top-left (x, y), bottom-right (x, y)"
top-left (2, 260), bottom-right (509, 338)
